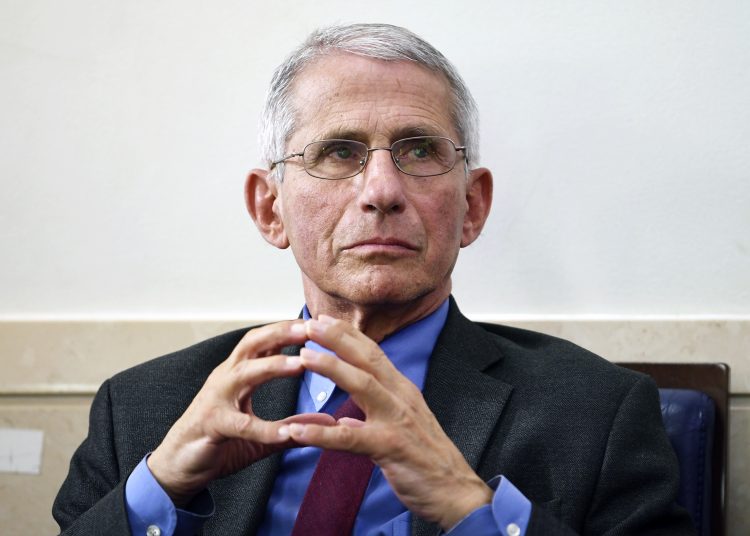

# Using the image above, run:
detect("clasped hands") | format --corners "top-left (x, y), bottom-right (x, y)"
top-left (148, 317), bottom-right (492, 530)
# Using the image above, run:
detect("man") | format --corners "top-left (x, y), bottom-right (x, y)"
top-left (54, 23), bottom-right (694, 536)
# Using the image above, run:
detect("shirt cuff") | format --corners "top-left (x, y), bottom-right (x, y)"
top-left (125, 455), bottom-right (214, 536)
top-left (445, 476), bottom-right (531, 536)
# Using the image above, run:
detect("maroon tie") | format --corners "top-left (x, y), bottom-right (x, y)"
top-left (291, 397), bottom-right (375, 535)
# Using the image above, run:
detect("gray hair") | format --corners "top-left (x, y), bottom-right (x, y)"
top-left (258, 23), bottom-right (480, 180)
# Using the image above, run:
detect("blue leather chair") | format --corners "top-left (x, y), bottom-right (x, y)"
top-left (659, 388), bottom-right (715, 536)
top-left (620, 362), bottom-right (728, 536)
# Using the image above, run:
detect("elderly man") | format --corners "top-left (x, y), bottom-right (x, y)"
top-left (54, 23), bottom-right (694, 536)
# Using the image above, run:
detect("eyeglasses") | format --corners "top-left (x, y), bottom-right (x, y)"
top-left (270, 136), bottom-right (467, 180)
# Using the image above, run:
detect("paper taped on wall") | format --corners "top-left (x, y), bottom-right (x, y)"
top-left (0, 428), bottom-right (44, 474)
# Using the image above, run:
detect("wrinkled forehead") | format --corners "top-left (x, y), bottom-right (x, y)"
top-left (287, 53), bottom-right (458, 145)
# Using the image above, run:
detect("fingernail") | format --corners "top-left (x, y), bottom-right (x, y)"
top-left (318, 315), bottom-right (336, 325)
top-left (290, 323), bottom-right (306, 335)
top-left (278, 425), bottom-right (290, 439)
top-left (289, 423), bottom-right (305, 436)
top-left (286, 356), bottom-right (301, 368)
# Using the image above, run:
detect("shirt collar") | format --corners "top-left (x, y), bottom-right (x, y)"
top-left (301, 299), bottom-right (449, 411)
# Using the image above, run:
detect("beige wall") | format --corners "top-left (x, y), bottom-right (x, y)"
top-left (0, 319), bottom-right (747, 534)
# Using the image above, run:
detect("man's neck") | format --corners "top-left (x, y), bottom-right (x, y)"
top-left (302, 282), bottom-right (451, 343)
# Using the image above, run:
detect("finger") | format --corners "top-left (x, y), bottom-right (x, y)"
top-left (212, 410), bottom-right (336, 447)
top-left (209, 408), bottom-right (333, 447)
top-left (229, 320), bottom-right (308, 365)
top-left (299, 348), bottom-right (394, 414)
top-left (338, 417), bottom-right (366, 428)
top-left (210, 407), bottom-right (292, 445)
top-left (228, 354), bottom-right (304, 397)
top-left (286, 421), bottom-right (379, 456)
top-left (305, 317), bottom-right (399, 382)
top-left (276, 412), bottom-right (337, 440)
top-left (280, 412), bottom-right (337, 427)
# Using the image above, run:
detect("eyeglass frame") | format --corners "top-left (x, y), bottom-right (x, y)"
top-left (269, 136), bottom-right (468, 180)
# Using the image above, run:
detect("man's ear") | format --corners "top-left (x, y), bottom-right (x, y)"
top-left (461, 167), bottom-right (493, 248)
top-left (245, 169), bottom-right (289, 249)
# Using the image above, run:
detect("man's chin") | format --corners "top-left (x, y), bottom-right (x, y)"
top-left (301, 265), bottom-right (452, 310)
top-left (327, 279), bottom-right (446, 309)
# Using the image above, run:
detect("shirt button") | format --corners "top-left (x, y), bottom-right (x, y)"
top-left (316, 391), bottom-right (327, 402)
top-left (506, 523), bottom-right (521, 536)
top-left (146, 525), bottom-right (161, 536)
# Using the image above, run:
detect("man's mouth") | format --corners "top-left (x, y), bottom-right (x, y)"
top-left (343, 238), bottom-right (418, 254)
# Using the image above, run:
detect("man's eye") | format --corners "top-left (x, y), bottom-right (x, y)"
top-left (412, 146), bottom-right (430, 158)
top-left (333, 146), bottom-right (352, 159)
top-left (406, 142), bottom-right (435, 159)
top-left (318, 144), bottom-right (355, 161)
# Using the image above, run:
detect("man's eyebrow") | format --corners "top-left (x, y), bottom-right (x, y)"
top-left (313, 128), bottom-right (368, 142)
top-left (389, 126), bottom-right (443, 140)
top-left (311, 126), bottom-right (447, 144)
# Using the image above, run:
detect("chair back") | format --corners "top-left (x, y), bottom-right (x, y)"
top-left (659, 388), bottom-right (714, 535)
top-left (619, 362), bottom-right (729, 536)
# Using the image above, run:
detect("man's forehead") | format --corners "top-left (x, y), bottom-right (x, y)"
top-left (287, 53), bottom-right (456, 143)
top-left (293, 52), bottom-right (447, 85)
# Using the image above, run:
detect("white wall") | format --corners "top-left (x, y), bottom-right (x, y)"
top-left (1, 0), bottom-right (748, 318)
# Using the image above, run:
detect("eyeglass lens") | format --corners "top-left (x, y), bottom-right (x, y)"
top-left (302, 137), bottom-right (458, 180)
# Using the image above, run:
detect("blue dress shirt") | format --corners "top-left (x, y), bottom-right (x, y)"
top-left (125, 300), bottom-right (531, 535)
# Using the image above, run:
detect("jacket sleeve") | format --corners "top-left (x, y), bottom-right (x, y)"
top-left (525, 376), bottom-right (696, 536)
top-left (53, 379), bottom-right (132, 535)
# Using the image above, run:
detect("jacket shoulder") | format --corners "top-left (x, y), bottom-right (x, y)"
top-left (474, 321), bottom-right (647, 393)
top-left (109, 326), bottom-right (253, 388)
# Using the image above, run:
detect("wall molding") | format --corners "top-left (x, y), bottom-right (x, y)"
top-left (2, 318), bottom-right (748, 395)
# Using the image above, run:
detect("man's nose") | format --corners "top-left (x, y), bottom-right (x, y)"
top-left (357, 148), bottom-right (406, 215)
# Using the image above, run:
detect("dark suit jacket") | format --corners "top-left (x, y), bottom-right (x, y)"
top-left (53, 299), bottom-right (695, 535)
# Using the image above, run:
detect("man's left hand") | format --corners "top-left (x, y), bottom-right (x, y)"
top-left (282, 315), bottom-right (493, 531)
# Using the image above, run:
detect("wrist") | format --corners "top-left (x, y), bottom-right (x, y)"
top-left (147, 448), bottom-right (200, 508)
top-left (438, 480), bottom-right (493, 531)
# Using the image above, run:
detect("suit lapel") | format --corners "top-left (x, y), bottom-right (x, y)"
top-left (205, 345), bottom-right (302, 535)
top-left (412, 300), bottom-right (513, 536)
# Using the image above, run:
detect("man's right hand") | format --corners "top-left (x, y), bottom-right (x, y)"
top-left (147, 320), bottom-right (335, 507)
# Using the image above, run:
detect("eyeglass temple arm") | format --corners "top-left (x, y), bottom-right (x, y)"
top-left (456, 146), bottom-right (468, 166)
top-left (270, 151), bottom-right (304, 169)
